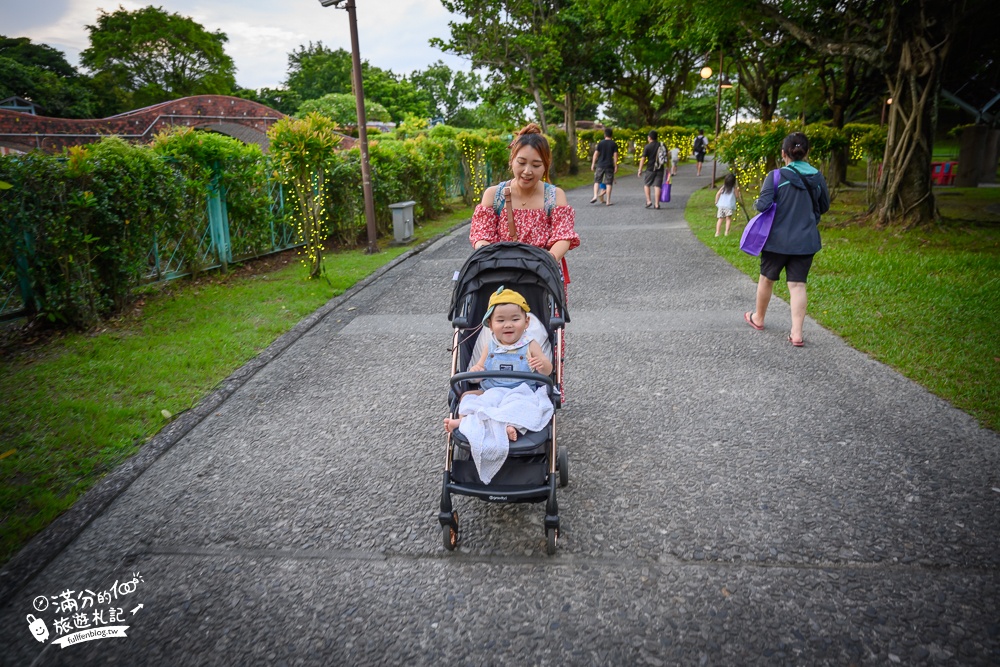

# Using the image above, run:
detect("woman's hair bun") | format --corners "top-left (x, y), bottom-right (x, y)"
top-left (518, 123), bottom-right (543, 137)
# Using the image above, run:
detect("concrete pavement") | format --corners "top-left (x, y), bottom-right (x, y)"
top-left (1, 159), bottom-right (998, 665)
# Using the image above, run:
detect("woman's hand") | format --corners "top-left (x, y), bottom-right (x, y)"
top-left (474, 240), bottom-right (490, 249)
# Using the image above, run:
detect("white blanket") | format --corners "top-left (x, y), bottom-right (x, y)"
top-left (458, 383), bottom-right (553, 484)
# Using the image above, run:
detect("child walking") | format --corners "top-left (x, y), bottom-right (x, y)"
top-left (715, 173), bottom-right (740, 237)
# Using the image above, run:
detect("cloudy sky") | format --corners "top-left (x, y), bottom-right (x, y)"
top-left (3, 0), bottom-right (470, 88)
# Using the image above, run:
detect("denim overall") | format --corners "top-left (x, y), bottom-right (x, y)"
top-left (481, 337), bottom-right (534, 390)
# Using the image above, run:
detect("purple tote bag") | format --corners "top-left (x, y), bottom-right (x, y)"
top-left (739, 169), bottom-right (781, 256)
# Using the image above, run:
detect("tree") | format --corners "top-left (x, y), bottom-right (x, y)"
top-left (747, 0), bottom-right (978, 226)
top-left (80, 6), bottom-right (236, 111)
top-left (360, 68), bottom-right (432, 122)
top-left (409, 60), bottom-right (482, 123)
top-left (0, 37), bottom-right (96, 118)
top-left (588, 1), bottom-right (702, 126)
top-left (653, 0), bottom-right (986, 226)
top-left (296, 93), bottom-right (391, 126)
top-left (269, 113), bottom-right (343, 279)
top-left (231, 87), bottom-right (301, 116)
top-left (438, 0), bottom-right (606, 174)
top-left (284, 42), bottom-right (431, 122)
top-left (285, 43), bottom-right (353, 103)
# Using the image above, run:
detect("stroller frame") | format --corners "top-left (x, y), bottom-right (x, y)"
top-left (439, 243), bottom-right (569, 555)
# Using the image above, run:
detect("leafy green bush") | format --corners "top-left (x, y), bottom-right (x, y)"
top-left (0, 139), bottom-right (183, 328)
top-left (547, 128), bottom-right (570, 176)
top-left (716, 119), bottom-right (799, 191)
top-left (844, 123), bottom-right (887, 162)
top-left (151, 127), bottom-right (278, 263)
top-left (269, 113), bottom-right (342, 277)
top-left (297, 93), bottom-right (391, 126)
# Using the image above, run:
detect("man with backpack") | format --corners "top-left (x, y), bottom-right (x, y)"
top-left (637, 130), bottom-right (667, 209)
top-left (693, 129), bottom-right (708, 176)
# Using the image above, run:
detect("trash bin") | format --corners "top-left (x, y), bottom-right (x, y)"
top-left (388, 201), bottom-right (415, 244)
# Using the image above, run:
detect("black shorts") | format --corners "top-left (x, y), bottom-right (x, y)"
top-left (695, 151), bottom-right (706, 163)
top-left (760, 250), bottom-right (814, 283)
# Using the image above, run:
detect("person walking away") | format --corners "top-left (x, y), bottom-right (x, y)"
top-left (743, 132), bottom-right (830, 347)
top-left (693, 129), bottom-right (707, 176)
top-left (669, 145), bottom-right (680, 176)
top-left (591, 128), bottom-right (618, 205)
top-left (637, 130), bottom-right (666, 209)
top-left (714, 173), bottom-right (740, 236)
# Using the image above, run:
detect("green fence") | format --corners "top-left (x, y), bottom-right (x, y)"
top-left (2, 179), bottom-right (293, 321)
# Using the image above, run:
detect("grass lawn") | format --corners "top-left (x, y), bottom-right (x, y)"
top-left (0, 202), bottom-right (475, 566)
top-left (687, 182), bottom-right (1000, 432)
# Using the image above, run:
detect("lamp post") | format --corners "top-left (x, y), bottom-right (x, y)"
top-left (318, 0), bottom-right (379, 254)
top-left (700, 52), bottom-right (730, 187)
top-left (880, 97), bottom-right (893, 127)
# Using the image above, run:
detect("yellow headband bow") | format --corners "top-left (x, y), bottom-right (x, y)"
top-left (482, 287), bottom-right (530, 323)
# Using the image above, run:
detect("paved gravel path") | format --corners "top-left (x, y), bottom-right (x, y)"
top-left (2, 161), bottom-right (998, 665)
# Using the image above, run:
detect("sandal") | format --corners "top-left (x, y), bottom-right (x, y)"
top-left (744, 312), bottom-right (764, 331)
top-left (788, 335), bottom-right (804, 347)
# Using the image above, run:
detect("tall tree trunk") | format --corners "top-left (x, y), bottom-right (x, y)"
top-left (873, 1), bottom-right (957, 227)
top-left (532, 88), bottom-right (548, 134)
top-left (528, 67), bottom-right (547, 133)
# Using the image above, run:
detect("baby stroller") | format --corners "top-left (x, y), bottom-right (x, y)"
top-left (439, 242), bottom-right (569, 555)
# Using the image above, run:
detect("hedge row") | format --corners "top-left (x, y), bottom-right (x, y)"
top-left (715, 120), bottom-right (886, 189)
top-left (0, 124), bottom-right (546, 328)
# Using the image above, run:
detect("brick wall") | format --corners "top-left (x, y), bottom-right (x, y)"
top-left (0, 95), bottom-right (286, 154)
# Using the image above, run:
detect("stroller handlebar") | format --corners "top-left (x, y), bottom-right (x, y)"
top-left (450, 370), bottom-right (555, 389)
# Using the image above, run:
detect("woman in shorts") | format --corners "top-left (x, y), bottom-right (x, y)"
top-left (743, 131), bottom-right (830, 347)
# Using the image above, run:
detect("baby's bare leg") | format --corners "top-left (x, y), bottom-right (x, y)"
top-left (444, 417), bottom-right (462, 433)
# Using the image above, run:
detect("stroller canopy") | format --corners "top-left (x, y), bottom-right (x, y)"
top-left (449, 242), bottom-right (568, 324)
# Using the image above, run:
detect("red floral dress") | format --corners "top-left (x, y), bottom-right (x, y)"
top-left (469, 202), bottom-right (579, 400)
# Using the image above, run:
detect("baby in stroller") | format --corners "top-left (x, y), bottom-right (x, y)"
top-left (444, 287), bottom-right (553, 442)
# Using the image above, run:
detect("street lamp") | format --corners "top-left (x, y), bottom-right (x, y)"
top-left (880, 97), bottom-right (893, 127)
top-left (318, 0), bottom-right (379, 254)
top-left (712, 51), bottom-right (725, 187)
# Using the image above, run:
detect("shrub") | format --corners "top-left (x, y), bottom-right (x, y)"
top-left (297, 93), bottom-right (391, 126)
top-left (151, 127), bottom-right (277, 265)
top-left (0, 139), bottom-right (182, 328)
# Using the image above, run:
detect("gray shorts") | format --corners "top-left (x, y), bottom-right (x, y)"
top-left (594, 167), bottom-right (615, 185)
top-left (643, 168), bottom-right (664, 187)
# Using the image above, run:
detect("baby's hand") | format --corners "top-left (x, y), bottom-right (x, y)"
top-left (469, 362), bottom-right (485, 373)
top-left (528, 356), bottom-right (545, 371)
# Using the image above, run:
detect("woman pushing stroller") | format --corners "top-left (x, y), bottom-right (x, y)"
top-left (469, 123), bottom-right (580, 282)
top-left (468, 123), bottom-right (580, 398)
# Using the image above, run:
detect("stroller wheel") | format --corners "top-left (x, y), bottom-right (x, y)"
top-left (557, 448), bottom-right (569, 488)
top-left (546, 527), bottom-right (558, 555)
top-left (442, 512), bottom-right (459, 551)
